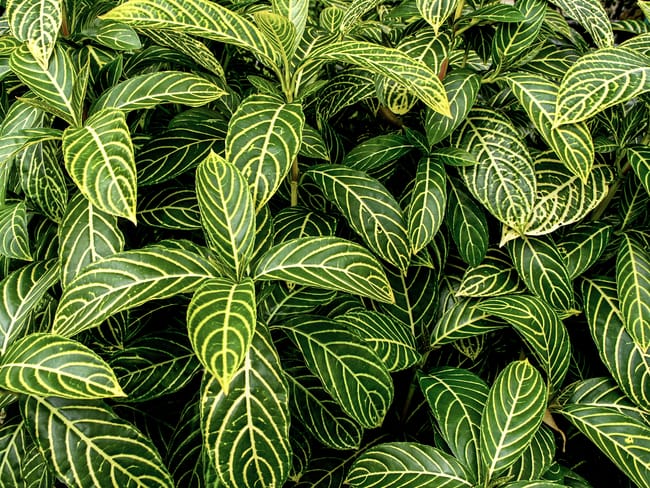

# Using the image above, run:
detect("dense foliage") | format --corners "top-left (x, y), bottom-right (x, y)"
top-left (0, 0), bottom-right (649, 486)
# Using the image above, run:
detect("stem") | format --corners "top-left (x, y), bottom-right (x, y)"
top-left (290, 157), bottom-right (299, 206)
top-left (378, 106), bottom-right (403, 128)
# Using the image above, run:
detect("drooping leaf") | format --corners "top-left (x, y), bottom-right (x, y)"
top-left (0, 202), bottom-right (32, 261)
top-left (557, 222), bottom-right (613, 279)
top-left (22, 396), bottom-right (174, 488)
top-left (0, 128), bottom-right (62, 168)
top-left (225, 94), bottom-right (304, 211)
top-left (547, 0), bottom-right (614, 48)
top-left (480, 361), bottom-right (548, 480)
top-left (0, 333), bottom-right (124, 399)
top-left (430, 298), bottom-right (506, 348)
top-left (62, 108), bottom-right (137, 222)
top-left (279, 316), bottom-right (394, 429)
top-left (7, 0), bottom-right (62, 67)
top-left (446, 177), bottom-right (489, 267)
top-left (456, 249), bottom-right (523, 298)
top-left (52, 247), bottom-right (220, 337)
top-left (196, 152), bottom-right (255, 280)
top-left (346, 442), bottom-right (472, 488)
top-left (201, 325), bottom-right (291, 488)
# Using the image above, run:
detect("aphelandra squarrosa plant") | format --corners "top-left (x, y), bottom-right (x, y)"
top-left (0, 0), bottom-right (649, 486)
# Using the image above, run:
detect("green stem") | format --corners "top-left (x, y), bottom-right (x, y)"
top-left (290, 157), bottom-right (299, 206)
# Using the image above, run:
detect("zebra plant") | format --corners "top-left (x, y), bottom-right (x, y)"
top-left (0, 0), bottom-right (649, 486)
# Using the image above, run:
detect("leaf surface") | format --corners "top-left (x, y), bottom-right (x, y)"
top-left (7, 0), bottom-right (62, 66)
top-left (407, 156), bottom-right (446, 255)
top-left (0, 202), bottom-right (32, 261)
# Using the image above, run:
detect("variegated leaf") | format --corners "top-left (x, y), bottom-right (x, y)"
top-left (548, 0), bottom-right (614, 49)
top-left (342, 134), bottom-right (414, 174)
top-left (22, 396), bottom-right (174, 488)
top-left (52, 247), bottom-right (220, 337)
top-left (0, 202), bottom-right (32, 261)
top-left (299, 123), bottom-right (329, 160)
top-left (407, 156), bottom-right (446, 255)
top-left (138, 188), bottom-right (201, 230)
top-left (0, 128), bottom-right (61, 167)
top-left (339, 0), bottom-right (380, 34)
top-left (0, 333), bottom-right (124, 399)
top-left (273, 0), bottom-right (308, 43)
top-left (201, 326), bottom-right (291, 488)
top-left (225, 94), bottom-right (304, 211)
top-left (480, 361), bottom-right (548, 480)
top-left (255, 12), bottom-right (298, 62)
top-left (456, 249), bottom-right (523, 298)
top-left (504, 426), bottom-right (555, 482)
top-left (627, 145), bottom-right (650, 195)
top-left (62, 108), bottom-right (136, 222)
top-left (0, 419), bottom-right (28, 488)
top-left (196, 152), bottom-right (255, 280)
top-left (557, 222), bottom-right (612, 279)
top-left (417, 0), bottom-right (458, 34)
top-left (279, 316), bottom-right (394, 428)
top-left (430, 298), bottom-right (506, 348)
top-left (307, 165), bottom-right (410, 272)
top-left (272, 207), bottom-right (336, 243)
top-left (7, 0), bottom-right (62, 67)
top-left (82, 18), bottom-right (141, 51)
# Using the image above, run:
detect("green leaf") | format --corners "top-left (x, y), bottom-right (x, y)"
top-left (554, 47), bottom-right (650, 126)
top-left (339, 0), bottom-right (380, 34)
top-left (457, 249), bottom-right (523, 298)
top-left (407, 156), bottom-right (446, 255)
top-left (616, 232), bottom-right (650, 351)
top-left (187, 278), bottom-right (255, 394)
top-left (478, 295), bottom-right (571, 392)
top-left (627, 145), bottom-right (650, 195)
top-left (430, 147), bottom-right (478, 167)
top-left (310, 41), bottom-right (450, 116)
top-left (299, 123), bottom-right (329, 160)
top-left (334, 310), bottom-right (420, 372)
top-left (0, 260), bottom-right (59, 355)
top-left (10, 44), bottom-right (81, 126)
top-left (342, 134), bottom-right (414, 175)
top-left (166, 400), bottom-right (203, 488)
top-left (559, 404), bottom-right (650, 488)
top-left (417, 0), bottom-right (458, 34)
top-left (446, 177), bottom-right (489, 267)
top-left (101, 0), bottom-right (279, 68)
top-left (225, 94), bottom-right (304, 211)
top-left (557, 222), bottom-right (613, 279)
top-left (0, 333), bottom-right (124, 399)
top-left (62, 108), bottom-right (137, 222)
top-left (0, 419), bottom-right (27, 487)
top-left (456, 108), bottom-right (535, 234)
top-left (505, 73), bottom-right (594, 182)
top-left (307, 165), bottom-right (410, 272)
top-left (346, 442), bottom-right (472, 488)
top-left (430, 298), bottom-right (506, 348)
top-left (22, 396), bottom-right (173, 488)
top-left (83, 18), bottom-right (142, 51)
top-left (273, 0), bottom-right (308, 43)
top-left (505, 426), bottom-right (555, 482)
top-left (0, 128), bottom-right (62, 167)
top-left (420, 367), bottom-right (489, 482)
top-left (91, 71), bottom-right (225, 113)
top-left (480, 361), bottom-right (548, 480)
top-left (52, 247), bottom-right (220, 337)
top-left (460, 4), bottom-right (524, 22)
top-left (279, 316), bottom-right (394, 428)
top-left (255, 12), bottom-right (298, 62)
top-left (548, 0), bottom-right (614, 49)
top-left (0, 202), bottom-right (32, 261)
top-left (196, 152), bottom-right (255, 280)
top-left (581, 276), bottom-right (650, 411)
top-left (138, 188), bottom-right (201, 230)
top-left (508, 236), bottom-right (574, 312)
top-left (272, 207), bottom-right (336, 242)
top-left (7, 0), bottom-right (62, 67)
top-left (201, 325), bottom-right (291, 488)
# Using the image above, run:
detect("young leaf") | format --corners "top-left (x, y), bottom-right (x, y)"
top-left (62, 108), bottom-right (137, 223)
top-left (225, 94), bottom-right (304, 211)
top-left (420, 367), bottom-right (489, 482)
top-left (201, 326), bottom-right (291, 488)
top-left (616, 232), bottom-right (650, 351)
top-left (446, 177), bottom-right (489, 267)
top-left (187, 278), bottom-right (255, 394)
top-left (196, 152), bottom-right (255, 280)
top-left (52, 247), bottom-right (221, 337)
top-left (346, 442), bottom-right (472, 488)
top-left (273, 0), bottom-right (308, 43)
top-left (254, 12), bottom-right (298, 62)
top-left (279, 316), bottom-right (394, 428)
top-left (7, 0), bottom-right (62, 67)
top-left (21, 396), bottom-right (174, 488)
top-left (0, 333), bottom-right (124, 399)
top-left (480, 361), bottom-right (548, 480)
top-left (0, 202), bottom-right (32, 261)
top-left (307, 165), bottom-right (410, 272)
top-left (548, 0), bottom-right (614, 49)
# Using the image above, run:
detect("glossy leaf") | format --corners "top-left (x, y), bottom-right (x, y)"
top-left (0, 202), bottom-right (32, 261)
top-left (548, 0), bottom-right (614, 48)
top-left (557, 222), bottom-right (613, 279)
top-left (273, 0), bottom-right (308, 42)
top-left (255, 12), bottom-right (298, 61)
top-left (407, 156), bottom-right (446, 255)
top-left (430, 298), bottom-right (506, 348)
top-left (7, 0), bottom-right (62, 67)
top-left (272, 207), bottom-right (336, 242)
top-left (62, 108), bottom-right (136, 222)
top-left (417, 0), bottom-right (458, 34)
top-left (0, 333), bottom-right (124, 399)
top-left (0, 419), bottom-right (27, 488)
top-left (457, 249), bottom-right (522, 298)
top-left (504, 426), bottom-right (555, 482)
top-left (138, 188), bottom-right (201, 230)
top-left (446, 177), bottom-right (489, 267)
top-left (627, 145), bottom-right (650, 195)
top-left (342, 134), bottom-right (413, 174)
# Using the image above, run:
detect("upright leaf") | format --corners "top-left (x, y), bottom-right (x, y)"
top-left (0, 202), bottom-right (32, 261)
top-left (407, 156), bottom-right (446, 255)
top-left (548, 0), bottom-right (614, 49)
top-left (7, 0), bottom-right (62, 67)
top-left (446, 178), bottom-right (489, 266)
top-left (417, 0), bottom-right (458, 34)
top-left (255, 12), bottom-right (298, 61)
top-left (225, 94), bottom-right (304, 211)
top-left (627, 145), bottom-right (650, 195)
top-left (273, 0), bottom-right (308, 42)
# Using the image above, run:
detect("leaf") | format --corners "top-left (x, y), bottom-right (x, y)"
top-left (508, 235), bottom-right (574, 312)
top-left (196, 152), bottom-right (255, 280)
top-left (52, 247), bottom-right (220, 337)
top-left (554, 47), bottom-right (650, 126)
top-left (430, 298), bottom-right (506, 348)
top-left (420, 367), bottom-right (489, 482)
top-left (505, 426), bottom-right (555, 481)
top-left (581, 276), bottom-right (650, 411)
top-left (478, 295), bottom-right (571, 392)
top-left (456, 108), bottom-right (535, 234)
top-left (480, 361), bottom-right (548, 480)
top-left (201, 325), bottom-right (291, 488)
top-left (446, 177), bottom-right (489, 267)
top-left (407, 156), bottom-right (447, 255)
top-left (627, 145), bottom-right (650, 195)
top-left (310, 41), bottom-right (450, 116)
top-left (272, 207), bottom-right (337, 242)
top-left (7, 0), bottom-right (62, 67)
top-left (417, 0), bottom-right (458, 34)
top-left (0, 260), bottom-right (59, 355)
top-left (342, 134), bottom-right (414, 174)
top-left (91, 71), bottom-right (225, 113)
top-left (273, 0), bottom-right (308, 43)
top-left (307, 165), bottom-right (410, 272)
top-left (559, 404), bottom-right (650, 488)
top-left (225, 94), bottom-right (304, 211)
top-left (0, 202), bottom-right (32, 261)
top-left (138, 188), bottom-right (201, 230)
top-left (334, 310), bottom-right (420, 372)
top-left (255, 12), bottom-right (298, 61)
top-left (166, 401), bottom-right (203, 488)
top-left (557, 222), bottom-right (612, 279)
top-left (457, 249), bottom-right (523, 298)
top-left (22, 396), bottom-right (173, 488)
top-left (187, 278), bottom-right (255, 394)
top-left (0, 128), bottom-right (62, 166)
top-left (505, 73), bottom-right (594, 182)
top-left (547, 0), bottom-right (614, 49)
top-left (10, 44), bottom-right (81, 126)
top-left (339, 0), bottom-right (380, 34)
top-left (346, 442), bottom-right (472, 488)
top-left (616, 232), bottom-right (650, 351)
top-left (0, 333), bottom-right (124, 399)
top-left (62, 108), bottom-right (137, 222)
top-left (84, 18), bottom-right (142, 51)
top-left (279, 316), bottom-right (394, 428)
